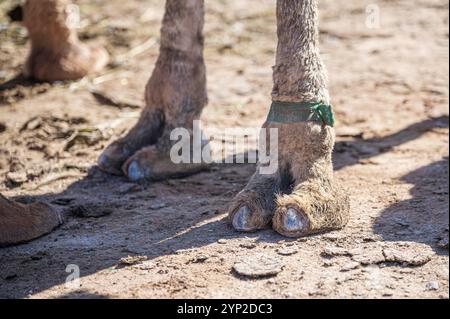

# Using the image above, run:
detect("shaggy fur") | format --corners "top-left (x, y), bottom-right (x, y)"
top-left (23, 0), bottom-right (108, 81)
top-left (0, 194), bottom-right (62, 247)
top-left (270, 122), bottom-right (350, 237)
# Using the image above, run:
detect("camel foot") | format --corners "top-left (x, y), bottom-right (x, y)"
top-left (228, 120), bottom-right (350, 238)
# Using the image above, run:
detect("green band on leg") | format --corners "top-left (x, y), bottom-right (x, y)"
top-left (266, 101), bottom-right (335, 127)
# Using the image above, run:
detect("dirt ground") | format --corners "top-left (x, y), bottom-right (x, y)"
top-left (0, 0), bottom-right (448, 299)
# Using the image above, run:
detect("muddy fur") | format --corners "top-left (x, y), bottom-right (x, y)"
top-left (23, 0), bottom-right (108, 81)
top-left (0, 194), bottom-right (62, 247)
top-left (99, 0), bottom-right (208, 179)
top-left (228, 122), bottom-right (350, 236)
top-left (228, 0), bottom-right (350, 237)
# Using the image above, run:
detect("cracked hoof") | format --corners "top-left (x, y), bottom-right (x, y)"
top-left (274, 208), bottom-right (311, 237)
top-left (232, 205), bottom-right (258, 232)
top-left (25, 44), bottom-right (109, 82)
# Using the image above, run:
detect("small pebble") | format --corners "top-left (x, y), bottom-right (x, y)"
top-left (233, 255), bottom-right (284, 278)
top-left (189, 254), bottom-right (209, 264)
top-left (132, 261), bottom-right (156, 270)
top-left (6, 171), bottom-right (28, 185)
top-left (119, 255), bottom-right (148, 266)
top-left (150, 203), bottom-right (167, 210)
top-left (321, 247), bottom-right (351, 257)
top-left (340, 261), bottom-right (360, 272)
top-left (277, 247), bottom-right (298, 256)
top-left (426, 281), bottom-right (440, 291)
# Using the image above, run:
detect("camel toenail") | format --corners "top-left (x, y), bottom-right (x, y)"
top-left (283, 208), bottom-right (308, 232)
top-left (232, 205), bottom-right (254, 231)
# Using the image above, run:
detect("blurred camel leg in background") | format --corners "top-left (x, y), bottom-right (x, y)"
top-left (98, 0), bottom-right (208, 181)
top-left (0, 0), bottom-right (207, 247)
top-left (0, 0), bottom-right (109, 247)
top-left (23, 0), bottom-right (109, 82)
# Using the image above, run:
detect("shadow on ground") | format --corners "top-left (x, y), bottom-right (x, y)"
top-left (373, 158), bottom-right (449, 256)
top-left (0, 115), bottom-right (448, 298)
top-left (333, 115), bottom-right (449, 170)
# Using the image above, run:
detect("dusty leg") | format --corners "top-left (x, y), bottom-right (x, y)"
top-left (23, 0), bottom-right (109, 82)
top-left (99, 0), bottom-right (208, 180)
top-left (0, 194), bottom-right (62, 247)
top-left (228, 0), bottom-right (350, 237)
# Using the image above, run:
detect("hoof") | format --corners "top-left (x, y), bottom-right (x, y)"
top-left (283, 208), bottom-right (309, 232)
top-left (97, 144), bottom-right (129, 176)
top-left (232, 205), bottom-right (257, 232)
top-left (273, 208), bottom-right (311, 238)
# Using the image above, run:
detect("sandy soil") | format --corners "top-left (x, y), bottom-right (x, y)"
top-left (0, 0), bottom-right (448, 299)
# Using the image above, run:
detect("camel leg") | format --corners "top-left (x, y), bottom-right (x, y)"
top-left (0, 194), bottom-right (62, 247)
top-left (228, 170), bottom-right (280, 232)
top-left (98, 0), bottom-right (208, 180)
top-left (23, 0), bottom-right (109, 82)
top-left (228, 0), bottom-right (350, 236)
